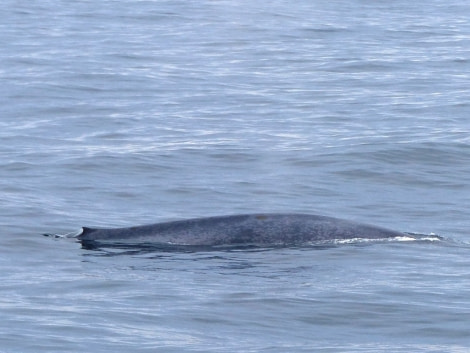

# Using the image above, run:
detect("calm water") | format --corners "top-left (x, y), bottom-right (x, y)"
top-left (1, 0), bottom-right (470, 352)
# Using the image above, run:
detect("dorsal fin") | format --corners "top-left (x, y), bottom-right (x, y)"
top-left (80, 227), bottom-right (95, 236)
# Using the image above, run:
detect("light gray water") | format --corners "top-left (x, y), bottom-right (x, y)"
top-left (1, 0), bottom-right (470, 352)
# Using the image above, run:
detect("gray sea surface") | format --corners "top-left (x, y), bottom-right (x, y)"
top-left (1, 0), bottom-right (470, 352)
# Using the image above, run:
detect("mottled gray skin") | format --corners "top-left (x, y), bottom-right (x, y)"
top-left (77, 213), bottom-right (407, 246)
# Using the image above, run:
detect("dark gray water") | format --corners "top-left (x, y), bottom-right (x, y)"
top-left (1, 0), bottom-right (470, 352)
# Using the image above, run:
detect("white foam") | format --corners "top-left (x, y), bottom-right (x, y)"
top-left (333, 235), bottom-right (442, 245)
top-left (64, 228), bottom-right (84, 238)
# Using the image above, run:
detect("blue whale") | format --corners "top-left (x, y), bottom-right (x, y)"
top-left (76, 213), bottom-right (408, 247)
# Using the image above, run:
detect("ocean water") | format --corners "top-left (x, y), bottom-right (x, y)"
top-left (1, 0), bottom-right (470, 352)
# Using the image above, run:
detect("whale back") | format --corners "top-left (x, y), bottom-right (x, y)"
top-left (76, 213), bottom-right (407, 246)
